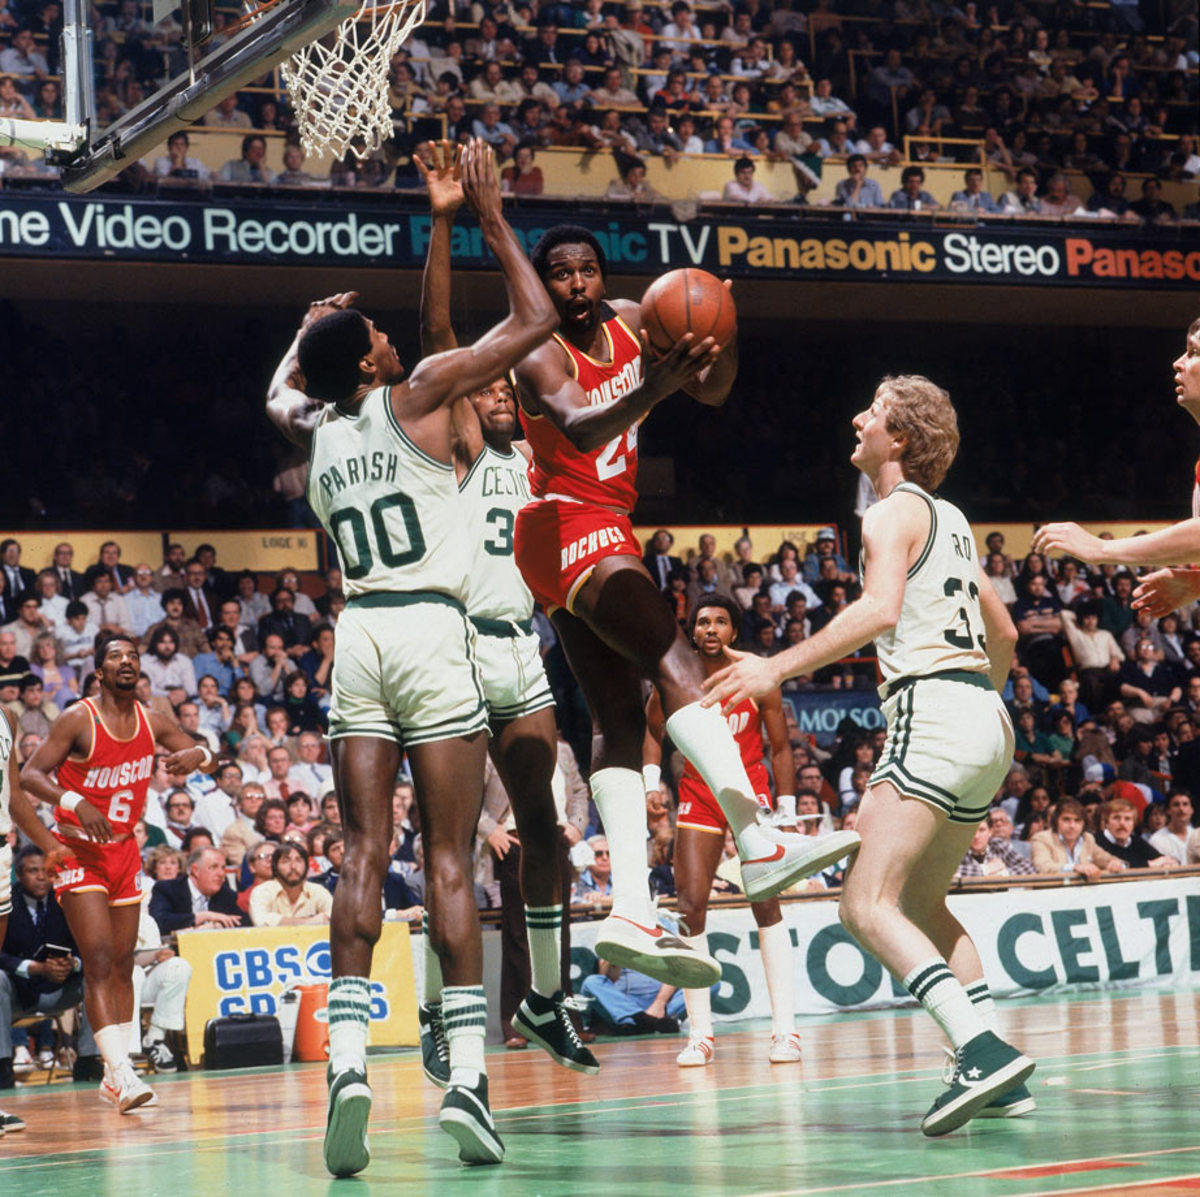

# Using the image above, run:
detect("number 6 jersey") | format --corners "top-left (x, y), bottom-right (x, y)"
top-left (55, 698), bottom-right (156, 835)
top-left (522, 304), bottom-right (643, 513)
top-left (307, 388), bottom-right (470, 603)
top-left (869, 481), bottom-right (991, 690)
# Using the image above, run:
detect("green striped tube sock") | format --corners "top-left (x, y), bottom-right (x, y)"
top-left (422, 910), bottom-right (444, 1006)
top-left (525, 905), bottom-right (563, 998)
top-left (903, 958), bottom-right (985, 1051)
top-left (443, 985), bottom-right (488, 1087)
top-left (328, 976), bottom-right (371, 1074)
top-left (965, 978), bottom-right (1000, 1034)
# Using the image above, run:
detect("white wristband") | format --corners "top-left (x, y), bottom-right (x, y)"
top-left (642, 765), bottom-right (662, 793)
top-left (776, 794), bottom-right (797, 820)
top-left (60, 791), bottom-right (85, 813)
top-left (196, 745), bottom-right (214, 769)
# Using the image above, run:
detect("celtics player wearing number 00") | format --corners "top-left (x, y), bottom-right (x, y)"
top-left (704, 375), bottom-right (1035, 1137)
top-left (266, 139), bottom-right (557, 1174)
top-left (415, 139), bottom-right (598, 1082)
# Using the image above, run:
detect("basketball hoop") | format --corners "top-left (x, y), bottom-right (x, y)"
top-left (282, 0), bottom-right (426, 161)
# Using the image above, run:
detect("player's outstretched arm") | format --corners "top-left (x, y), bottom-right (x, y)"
top-left (1132, 568), bottom-right (1200, 617)
top-left (265, 291), bottom-right (360, 448)
top-left (150, 711), bottom-right (220, 776)
top-left (703, 495), bottom-right (924, 712)
top-left (1033, 517), bottom-right (1200, 569)
top-left (22, 705), bottom-right (114, 843)
top-left (5, 710), bottom-right (60, 857)
top-left (975, 559), bottom-right (1018, 694)
top-left (416, 140), bottom-right (463, 358)
top-left (405, 140), bottom-right (556, 413)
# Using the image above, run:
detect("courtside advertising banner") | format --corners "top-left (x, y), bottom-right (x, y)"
top-left (1, 194), bottom-right (1198, 287)
top-left (564, 877), bottom-right (1200, 1021)
top-left (177, 922), bottom-right (418, 1058)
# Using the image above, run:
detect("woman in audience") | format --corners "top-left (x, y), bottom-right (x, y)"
top-left (30, 631), bottom-right (76, 707)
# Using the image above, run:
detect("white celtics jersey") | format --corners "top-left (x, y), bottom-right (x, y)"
top-left (0, 714), bottom-right (12, 835)
top-left (871, 482), bottom-right (991, 687)
top-left (307, 388), bottom-right (470, 602)
top-left (458, 443), bottom-right (535, 623)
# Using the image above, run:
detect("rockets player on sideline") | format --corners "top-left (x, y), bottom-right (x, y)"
top-left (415, 140), bottom-right (597, 1078)
top-left (643, 596), bottom-right (803, 1068)
top-left (512, 226), bottom-right (860, 987)
top-left (0, 705), bottom-right (68, 1135)
top-left (704, 376), bottom-right (1034, 1136)
top-left (1033, 317), bottom-right (1200, 612)
top-left (23, 631), bottom-right (219, 1112)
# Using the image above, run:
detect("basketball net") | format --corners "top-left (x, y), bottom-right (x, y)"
top-left (282, 0), bottom-right (426, 161)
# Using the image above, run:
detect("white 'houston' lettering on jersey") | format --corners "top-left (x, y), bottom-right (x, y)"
top-left (0, 713), bottom-right (12, 835)
top-left (873, 482), bottom-right (991, 685)
top-left (459, 445), bottom-right (535, 623)
top-left (307, 389), bottom-right (471, 602)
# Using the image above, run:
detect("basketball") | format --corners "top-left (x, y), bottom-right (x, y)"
top-left (640, 268), bottom-right (737, 356)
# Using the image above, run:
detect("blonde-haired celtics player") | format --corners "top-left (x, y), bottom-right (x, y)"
top-left (266, 139), bottom-right (557, 1175)
top-left (0, 706), bottom-right (70, 1135)
top-left (413, 140), bottom-right (597, 1082)
top-left (705, 375), bottom-right (1035, 1137)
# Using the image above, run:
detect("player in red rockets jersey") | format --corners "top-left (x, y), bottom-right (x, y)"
top-left (1034, 316), bottom-right (1200, 611)
top-left (23, 631), bottom-right (218, 1113)
top-left (644, 597), bottom-right (805, 1069)
top-left (512, 225), bottom-right (860, 989)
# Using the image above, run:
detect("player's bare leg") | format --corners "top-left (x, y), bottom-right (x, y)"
top-left (840, 781), bottom-right (1033, 1134)
top-left (672, 828), bottom-right (796, 1065)
top-left (574, 556), bottom-right (859, 901)
top-left (551, 606), bottom-right (719, 986)
top-left (407, 732), bottom-right (504, 1165)
top-left (61, 893), bottom-right (150, 1112)
top-left (324, 734), bottom-right (401, 1177)
top-left (491, 708), bottom-right (598, 1074)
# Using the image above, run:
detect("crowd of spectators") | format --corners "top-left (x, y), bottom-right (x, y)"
top-left (6, 507), bottom-right (1200, 1073)
top-left (1, 1), bottom-right (1196, 217)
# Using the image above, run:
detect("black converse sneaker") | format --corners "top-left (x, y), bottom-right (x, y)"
top-left (439, 1074), bottom-right (505, 1165)
top-left (512, 990), bottom-right (600, 1075)
top-left (921, 1032), bottom-right (1035, 1137)
top-left (324, 1066), bottom-right (372, 1177)
top-left (419, 1002), bottom-right (450, 1089)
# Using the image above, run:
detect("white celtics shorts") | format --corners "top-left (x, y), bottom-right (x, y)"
top-left (0, 841), bottom-right (11, 917)
top-left (470, 618), bottom-right (556, 723)
top-left (328, 593), bottom-right (488, 748)
top-left (870, 670), bottom-right (1015, 825)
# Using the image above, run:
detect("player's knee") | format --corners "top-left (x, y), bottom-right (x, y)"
top-left (837, 888), bottom-right (874, 946)
top-left (85, 947), bottom-right (116, 980)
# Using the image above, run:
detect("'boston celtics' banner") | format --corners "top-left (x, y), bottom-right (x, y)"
top-left (1, 194), bottom-right (1198, 288)
top-left (561, 877), bottom-right (1200, 1020)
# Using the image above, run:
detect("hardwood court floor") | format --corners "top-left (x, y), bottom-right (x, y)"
top-left (2, 989), bottom-right (1198, 1197)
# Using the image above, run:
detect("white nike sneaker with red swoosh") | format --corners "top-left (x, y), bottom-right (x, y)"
top-left (740, 830), bottom-right (862, 901)
top-left (593, 915), bottom-right (721, 988)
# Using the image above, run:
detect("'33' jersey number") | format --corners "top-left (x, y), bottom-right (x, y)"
top-left (943, 577), bottom-right (986, 653)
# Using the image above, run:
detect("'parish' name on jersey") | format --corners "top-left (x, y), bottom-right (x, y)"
top-left (584, 358), bottom-right (642, 407)
top-left (561, 525), bottom-right (629, 570)
top-left (82, 755), bottom-right (154, 790)
top-left (316, 451), bottom-right (400, 500)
